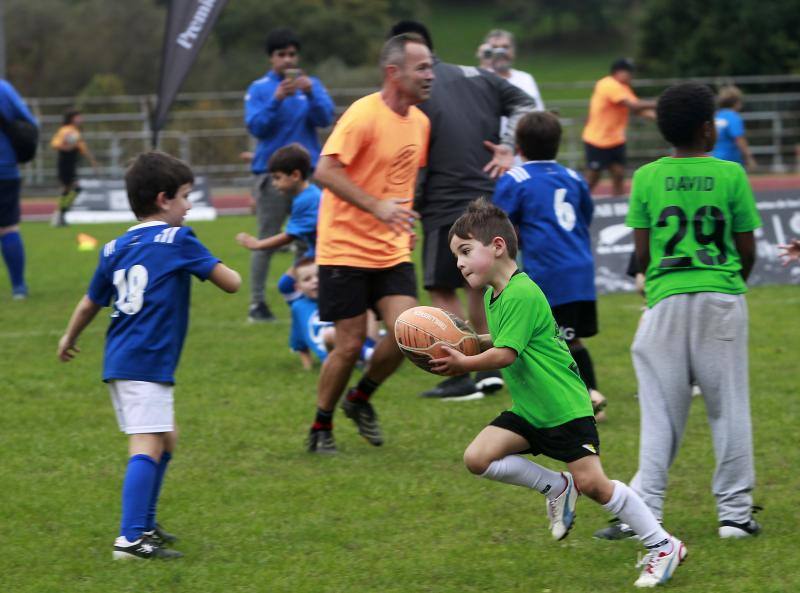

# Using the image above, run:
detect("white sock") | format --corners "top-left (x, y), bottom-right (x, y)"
top-left (602, 480), bottom-right (671, 548)
top-left (481, 455), bottom-right (565, 499)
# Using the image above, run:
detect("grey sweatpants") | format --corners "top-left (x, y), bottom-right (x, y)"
top-left (630, 292), bottom-right (755, 524)
top-left (249, 174), bottom-right (293, 305)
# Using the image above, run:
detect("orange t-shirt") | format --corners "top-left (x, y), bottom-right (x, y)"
top-left (582, 76), bottom-right (638, 148)
top-left (316, 92), bottom-right (430, 268)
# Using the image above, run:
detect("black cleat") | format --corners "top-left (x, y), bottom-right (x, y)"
top-left (593, 518), bottom-right (638, 540)
top-left (420, 375), bottom-right (483, 401)
top-left (112, 534), bottom-right (183, 560)
top-left (307, 428), bottom-right (337, 454)
top-left (475, 370), bottom-right (504, 394)
top-left (341, 395), bottom-right (384, 446)
top-left (247, 301), bottom-right (276, 323)
top-left (144, 523), bottom-right (178, 546)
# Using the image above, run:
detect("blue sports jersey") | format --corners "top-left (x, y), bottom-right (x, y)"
top-left (492, 161), bottom-right (596, 306)
top-left (87, 221), bottom-right (220, 384)
top-left (285, 184), bottom-right (320, 257)
top-left (712, 109), bottom-right (745, 164)
top-left (289, 295), bottom-right (332, 361)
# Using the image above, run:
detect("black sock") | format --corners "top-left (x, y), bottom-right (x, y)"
top-left (313, 408), bottom-right (333, 430)
top-left (353, 376), bottom-right (380, 399)
top-left (570, 345), bottom-right (597, 390)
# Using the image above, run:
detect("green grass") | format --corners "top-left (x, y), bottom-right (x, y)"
top-left (1, 216), bottom-right (798, 592)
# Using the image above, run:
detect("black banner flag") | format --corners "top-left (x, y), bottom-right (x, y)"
top-left (151, 0), bottom-right (229, 146)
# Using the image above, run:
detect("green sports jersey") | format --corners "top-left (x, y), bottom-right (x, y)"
top-left (626, 157), bottom-right (761, 308)
top-left (486, 272), bottom-right (593, 428)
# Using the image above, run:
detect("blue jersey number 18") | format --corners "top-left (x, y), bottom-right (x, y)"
top-left (113, 265), bottom-right (149, 315)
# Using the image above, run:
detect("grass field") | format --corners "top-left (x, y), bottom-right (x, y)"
top-left (1, 216), bottom-right (798, 593)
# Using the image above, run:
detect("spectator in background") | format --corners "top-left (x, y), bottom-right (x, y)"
top-left (244, 28), bottom-right (335, 322)
top-left (713, 86), bottom-right (757, 171)
top-left (483, 29), bottom-right (545, 113)
top-left (389, 20), bottom-right (538, 401)
top-left (50, 109), bottom-right (97, 227)
top-left (582, 59), bottom-right (655, 197)
top-left (0, 79), bottom-right (37, 300)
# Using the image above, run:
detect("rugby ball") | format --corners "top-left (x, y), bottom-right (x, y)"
top-left (394, 306), bottom-right (480, 372)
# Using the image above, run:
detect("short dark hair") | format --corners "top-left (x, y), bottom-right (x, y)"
top-left (379, 33), bottom-right (427, 69)
top-left (388, 20), bottom-right (433, 51)
top-left (516, 111), bottom-right (562, 161)
top-left (656, 82), bottom-right (715, 148)
top-left (265, 28), bottom-right (300, 55)
top-left (610, 57), bottom-right (635, 73)
top-left (294, 256), bottom-right (316, 271)
top-left (63, 109), bottom-right (81, 125)
top-left (448, 198), bottom-right (518, 259)
top-left (268, 143), bottom-right (311, 179)
top-left (125, 151), bottom-right (194, 219)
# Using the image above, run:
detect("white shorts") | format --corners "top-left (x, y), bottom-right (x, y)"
top-left (108, 380), bottom-right (174, 435)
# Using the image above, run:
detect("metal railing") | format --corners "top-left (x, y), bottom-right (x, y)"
top-left (20, 74), bottom-right (800, 189)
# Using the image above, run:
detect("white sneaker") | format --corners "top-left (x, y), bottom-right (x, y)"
top-left (634, 537), bottom-right (687, 588)
top-left (546, 472), bottom-right (578, 540)
top-left (719, 518), bottom-right (761, 538)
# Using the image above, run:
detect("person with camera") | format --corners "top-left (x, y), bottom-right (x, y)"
top-left (0, 78), bottom-right (37, 300)
top-left (481, 30), bottom-right (544, 114)
top-left (244, 28), bottom-right (335, 322)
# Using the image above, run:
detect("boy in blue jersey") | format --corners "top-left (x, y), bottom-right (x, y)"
top-left (57, 152), bottom-right (241, 559)
top-left (712, 86), bottom-right (756, 171)
top-left (236, 143), bottom-right (319, 258)
top-left (492, 111), bottom-right (607, 418)
top-left (277, 258), bottom-right (378, 370)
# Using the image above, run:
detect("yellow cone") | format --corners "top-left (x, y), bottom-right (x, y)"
top-left (77, 233), bottom-right (98, 251)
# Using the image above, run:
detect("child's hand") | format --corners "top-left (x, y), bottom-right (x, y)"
top-left (57, 335), bottom-right (80, 362)
top-left (236, 232), bottom-right (259, 250)
top-left (778, 239), bottom-right (800, 266)
top-left (429, 345), bottom-right (469, 376)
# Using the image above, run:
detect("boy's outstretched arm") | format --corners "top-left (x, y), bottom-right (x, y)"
top-left (235, 231), bottom-right (293, 251)
top-left (733, 231), bottom-right (756, 280)
top-left (430, 345), bottom-right (516, 376)
top-left (208, 263), bottom-right (241, 293)
top-left (58, 296), bottom-right (102, 362)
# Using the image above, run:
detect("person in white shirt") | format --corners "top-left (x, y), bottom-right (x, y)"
top-left (483, 29), bottom-right (544, 111)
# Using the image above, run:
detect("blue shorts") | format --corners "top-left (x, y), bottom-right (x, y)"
top-left (0, 178), bottom-right (21, 227)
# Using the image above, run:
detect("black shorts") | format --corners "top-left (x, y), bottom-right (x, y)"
top-left (584, 142), bottom-right (626, 171)
top-left (422, 224), bottom-right (464, 290)
top-left (551, 300), bottom-right (598, 341)
top-left (490, 411), bottom-right (600, 463)
top-left (0, 178), bottom-right (21, 227)
top-left (57, 150), bottom-right (80, 186)
top-left (318, 262), bottom-right (417, 322)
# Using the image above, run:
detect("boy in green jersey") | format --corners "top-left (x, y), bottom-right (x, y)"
top-left (431, 199), bottom-right (686, 588)
top-left (619, 82), bottom-right (761, 540)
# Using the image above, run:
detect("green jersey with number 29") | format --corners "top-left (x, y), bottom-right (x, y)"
top-left (626, 157), bottom-right (761, 308)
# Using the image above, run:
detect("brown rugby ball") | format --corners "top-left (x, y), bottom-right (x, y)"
top-left (394, 306), bottom-right (480, 372)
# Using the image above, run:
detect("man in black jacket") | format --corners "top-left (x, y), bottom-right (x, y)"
top-left (389, 21), bottom-right (539, 400)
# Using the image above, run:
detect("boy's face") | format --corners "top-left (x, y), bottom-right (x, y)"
top-left (270, 170), bottom-right (303, 195)
top-left (161, 183), bottom-right (193, 226)
top-left (270, 45), bottom-right (299, 75)
top-left (295, 263), bottom-right (319, 299)
top-left (450, 234), bottom-right (501, 289)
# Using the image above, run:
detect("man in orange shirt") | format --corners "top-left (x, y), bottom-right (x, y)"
top-left (307, 33), bottom-right (434, 453)
top-left (582, 59), bottom-right (655, 196)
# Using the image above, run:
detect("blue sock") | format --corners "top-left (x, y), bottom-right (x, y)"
top-left (0, 232), bottom-right (26, 293)
top-left (146, 451), bottom-right (172, 531)
top-left (120, 454), bottom-right (158, 542)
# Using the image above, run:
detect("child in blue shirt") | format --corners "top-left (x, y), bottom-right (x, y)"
top-left (712, 86), bottom-right (756, 171)
top-left (277, 257), bottom-right (377, 370)
top-left (57, 152), bottom-right (241, 560)
top-left (236, 143), bottom-right (319, 257)
top-left (492, 111), bottom-right (607, 418)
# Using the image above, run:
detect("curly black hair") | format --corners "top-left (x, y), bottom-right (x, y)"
top-left (265, 28), bottom-right (300, 55)
top-left (656, 82), bottom-right (715, 148)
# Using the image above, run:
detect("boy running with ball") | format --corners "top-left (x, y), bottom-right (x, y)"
top-left (57, 152), bottom-right (241, 559)
top-left (431, 199), bottom-right (686, 588)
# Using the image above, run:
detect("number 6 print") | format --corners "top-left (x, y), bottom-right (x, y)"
top-left (113, 265), bottom-right (149, 315)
